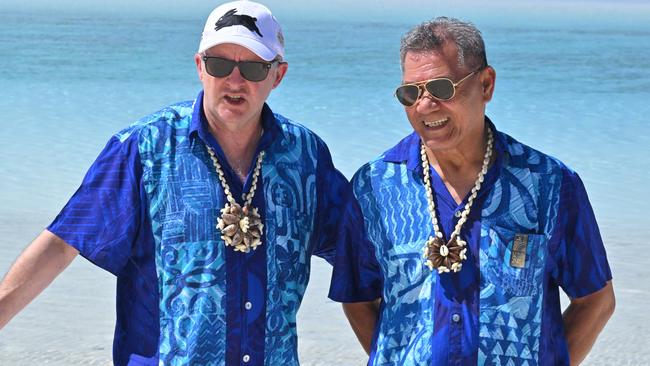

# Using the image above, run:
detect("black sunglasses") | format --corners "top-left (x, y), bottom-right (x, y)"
top-left (395, 68), bottom-right (482, 107)
top-left (202, 56), bottom-right (278, 82)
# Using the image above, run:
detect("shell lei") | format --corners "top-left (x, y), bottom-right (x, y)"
top-left (421, 127), bottom-right (494, 274)
top-left (207, 146), bottom-right (265, 253)
top-left (216, 202), bottom-right (263, 252)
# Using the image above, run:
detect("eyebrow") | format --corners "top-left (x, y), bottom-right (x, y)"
top-left (203, 55), bottom-right (267, 63)
top-left (402, 75), bottom-right (453, 85)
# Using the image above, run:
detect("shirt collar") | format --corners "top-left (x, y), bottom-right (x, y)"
top-left (382, 116), bottom-right (508, 174)
top-left (382, 131), bottom-right (423, 171)
top-left (189, 90), bottom-right (281, 152)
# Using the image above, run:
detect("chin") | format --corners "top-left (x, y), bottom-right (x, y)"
top-left (422, 136), bottom-right (459, 152)
top-left (217, 108), bottom-right (247, 121)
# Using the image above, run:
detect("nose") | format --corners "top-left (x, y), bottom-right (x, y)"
top-left (225, 65), bottom-right (246, 84)
top-left (415, 91), bottom-right (441, 113)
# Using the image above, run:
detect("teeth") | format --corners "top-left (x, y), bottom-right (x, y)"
top-left (424, 118), bottom-right (448, 127)
top-left (228, 95), bottom-right (242, 99)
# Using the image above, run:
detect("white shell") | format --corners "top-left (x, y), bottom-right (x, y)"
top-left (425, 260), bottom-right (435, 270)
top-left (440, 244), bottom-right (449, 257)
top-left (451, 262), bottom-right (462, 272)
top-left (239, 217), bottom-right (250, 233)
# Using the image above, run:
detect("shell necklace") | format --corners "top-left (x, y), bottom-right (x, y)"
top-left (421, 127), bottom-right (494, 273)
top-left (207, 146), bottom-right (265, 253)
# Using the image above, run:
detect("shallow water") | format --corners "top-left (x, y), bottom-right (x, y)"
top-left (1, 3), bottom-right (649, 365)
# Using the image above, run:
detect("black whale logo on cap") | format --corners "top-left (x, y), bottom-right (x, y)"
top-left (215, 8), bottom-right (263, 37)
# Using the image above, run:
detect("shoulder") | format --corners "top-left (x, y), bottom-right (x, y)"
top-left (273, 113), bottom-right (324, 143)
top-left (351, 136), bottom-right (412, 197)
top-left (271, 113), bottom-right (334, 158)
top-left (114, 100), bottom-right (195, 144)
top-left (496, 130), bottom-right (588, 218)
top-left (355, 131), bottom-right (416, 179)
top-left (497, 130), bottom-right (576, 179)
top-left (352, 156), bottom-right (389, 185)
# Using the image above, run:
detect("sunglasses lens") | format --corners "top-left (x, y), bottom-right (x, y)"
top-left (204, 57), bottom-right (271, 82)
top-left (425, 79), bottom-right (455, 100)
top-left (395, 85), bottom-right (420, 106)
top-left (239, 61), bottom-right (270, 82)
top-left (205, 57), bottom-right (235, 78)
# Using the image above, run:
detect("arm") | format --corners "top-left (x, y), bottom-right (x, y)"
top-left (563, 281), bottom-right (615, 366)
top-left (0, 230), bottom-right (78, 330)
top-left (342, 299), bottom-right (381, 355)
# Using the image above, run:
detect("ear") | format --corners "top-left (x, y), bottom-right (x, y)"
top-left (480, 66), bottom-right (496, 102)
top-left (194, 53), bottom-right (205, 82)
top-left (271, 62), bottom-right (288, 89)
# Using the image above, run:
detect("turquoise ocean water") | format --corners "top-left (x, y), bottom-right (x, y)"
top-left (1, 2), bottom-right (649, 365)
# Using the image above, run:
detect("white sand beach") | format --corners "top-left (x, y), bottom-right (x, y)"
top-left (1, 211), bottom-right (648, 365)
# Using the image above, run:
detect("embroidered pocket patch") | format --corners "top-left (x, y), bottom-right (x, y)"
top-left (510, 234), bottom-right (528, 268)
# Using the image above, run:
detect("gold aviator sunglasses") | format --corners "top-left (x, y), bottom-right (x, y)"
top-left (395, 68), bottom-right (482, 107)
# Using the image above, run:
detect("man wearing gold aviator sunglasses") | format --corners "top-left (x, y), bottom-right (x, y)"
top-left (329, 16), bottom-right (615, 366)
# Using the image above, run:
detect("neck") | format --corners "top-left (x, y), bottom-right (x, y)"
top-left (426, 129), bottom-right (487, 174)
top-left (208, 117), bottom-right (263, 183)
top-left (424, 127), bottom-right (491, 204)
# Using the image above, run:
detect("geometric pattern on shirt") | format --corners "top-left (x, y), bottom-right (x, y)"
top-left (477, 136), bottom-right (561, 366)
top-left (132, 102), bottom-right (228, 365)
top-left (262, 117), bottom-right (319, 365)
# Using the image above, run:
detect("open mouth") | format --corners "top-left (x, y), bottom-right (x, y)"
top-left (224, 94), bottom-right (246, 105)
top-left (423, 118), bottom-right (448, 128)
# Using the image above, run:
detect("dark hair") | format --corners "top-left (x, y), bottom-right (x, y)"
top-left (400, 16), bottom-right (488, 71)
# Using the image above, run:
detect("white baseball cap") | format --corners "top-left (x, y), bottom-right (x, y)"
top-left (198, 1), bottom-right (285, 61)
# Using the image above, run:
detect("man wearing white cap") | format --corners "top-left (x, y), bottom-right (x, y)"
top-left (0, 1), bottom-right (351, 365)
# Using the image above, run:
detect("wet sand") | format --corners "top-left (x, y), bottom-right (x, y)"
top-left (0, 211), bottom-right (366, 365)
top-left (0, 211), bottom-right (647, 365)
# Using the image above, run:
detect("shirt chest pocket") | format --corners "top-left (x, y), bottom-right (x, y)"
top-left (481, 225), bottom-right (548, 297)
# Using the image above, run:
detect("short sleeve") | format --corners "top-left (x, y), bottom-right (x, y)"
top-left (552, 169), bottom-right (612, 298)
top-left (47, 134), bottom-right (143, 276)
top-left (328, 171), bottom-right (383, 303)
top-left (310, 138), bottom-right (352, 265)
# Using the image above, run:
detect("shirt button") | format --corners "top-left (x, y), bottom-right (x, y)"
top-left (244, 301), bottom-right (252, 310)
top-left (455, 211), bottom-right (462, 218)
top-left (243, 354), bottom-right (250, 363)
top-left (452, 313), bottom-right (461, 323)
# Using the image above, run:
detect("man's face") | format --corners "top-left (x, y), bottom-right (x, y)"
top-left (195, 43), bottom-right (288, 133)
top-left (402, 42), bottom-right (495, 153)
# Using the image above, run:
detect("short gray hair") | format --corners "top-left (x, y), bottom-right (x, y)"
top-left (400, 17), bottom-right (488, 71)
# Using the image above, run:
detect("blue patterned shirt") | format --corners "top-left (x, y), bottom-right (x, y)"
top-left (48, 91), bottom-right (350, 366)
top-left (329, 119), bottom-right (612, 366)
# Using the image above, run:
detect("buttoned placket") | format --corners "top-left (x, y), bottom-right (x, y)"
top-left (449, 306), bottom-right (463, 366)
top-left (212, 143), bottom-right (266, 366)
top-left (424, 160), bottom-right (491, 366)
top-left (234, 163), bottom-right (264, 366)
